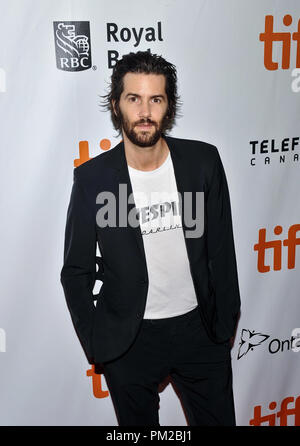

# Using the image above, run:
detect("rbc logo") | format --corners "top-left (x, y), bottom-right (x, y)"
top-left (53, 21), bottom-right (92, 72)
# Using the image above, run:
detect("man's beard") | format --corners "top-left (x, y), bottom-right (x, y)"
top-left (120, 112), bottom-right (169, 148)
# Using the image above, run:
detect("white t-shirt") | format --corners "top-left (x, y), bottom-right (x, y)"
top-left (128, 151), bottom-right (198, 319)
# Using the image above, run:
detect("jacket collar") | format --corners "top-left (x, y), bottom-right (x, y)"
top-left (103, 135), bottom-right (182, 172)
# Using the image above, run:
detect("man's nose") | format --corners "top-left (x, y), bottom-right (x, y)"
top-left (138, 100), bottom-right (151, 119)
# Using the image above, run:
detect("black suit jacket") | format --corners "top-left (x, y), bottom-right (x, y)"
top-left (60, 135), bottom-right (241, 367)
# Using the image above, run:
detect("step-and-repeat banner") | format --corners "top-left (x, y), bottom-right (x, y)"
top-left (0, 0), bottom-right (299, 426)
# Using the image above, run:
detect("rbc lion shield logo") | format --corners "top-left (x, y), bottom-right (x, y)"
top-left (53, 21), bottom-right (92, 71)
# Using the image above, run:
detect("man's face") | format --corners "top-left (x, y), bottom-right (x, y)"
top-left (115, 72), bottom-right (169, 147)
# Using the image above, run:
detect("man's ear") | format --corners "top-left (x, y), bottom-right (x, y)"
top-left (112, 100), bottom-right (118, 117)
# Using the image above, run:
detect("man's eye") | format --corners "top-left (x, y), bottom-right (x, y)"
top-left (152, 98), bottom-right (161, 103)
top-left (129, 97), bottom-right (138, 102)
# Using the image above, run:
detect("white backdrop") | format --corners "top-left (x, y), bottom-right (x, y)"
top-left (0, 0), bottom-right (299, 426)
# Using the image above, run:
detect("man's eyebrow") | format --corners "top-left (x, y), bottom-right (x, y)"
top-left (124, 93), bottom-right (166, 99)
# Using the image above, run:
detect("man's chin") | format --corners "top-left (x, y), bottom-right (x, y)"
top-left (133, 138), bottom-right (158, 148)
top-left (128, 130), bottom-right (161, 147)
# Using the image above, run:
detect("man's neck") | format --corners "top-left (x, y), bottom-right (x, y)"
top-left (123, 135), bottom-right (170, 172)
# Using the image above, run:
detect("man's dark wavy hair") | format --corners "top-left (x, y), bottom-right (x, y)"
top-left (101, 51), bottom-right (181, 136)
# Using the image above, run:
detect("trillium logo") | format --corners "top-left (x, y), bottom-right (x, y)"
top-left (238, 328), bottom-right (300, 359)
top-left (237, 329), bottom-right (270, 359)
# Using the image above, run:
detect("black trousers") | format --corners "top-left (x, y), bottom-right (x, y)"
top-left (102, 306), bottom-right (236, 426)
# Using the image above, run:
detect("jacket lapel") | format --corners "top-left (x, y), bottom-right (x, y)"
top-left (165, 136), bottom-right (198, 264)
top-left (103, 140), bottom-right (146, 260)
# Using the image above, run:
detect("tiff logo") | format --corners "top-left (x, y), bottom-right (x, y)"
top-left (0, 68), bottom-right (6, 92)
top-left (250, 396), bottom-right (300, 426)
top-left (0, 328), bottom-right (6, 352)
top-left (259, 15), bottom-right (300, 70)
top-left (86, 365), bottom-right (109, 398)
top-left (74, 139), bottom-right (111, 167)
top-left (254, 224), bottom-right (300, 272)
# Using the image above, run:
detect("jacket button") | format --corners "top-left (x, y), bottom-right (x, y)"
top-left (141, 278), bottom-right (147, 284)
top-left (137, 313), bottom-right (142, 318)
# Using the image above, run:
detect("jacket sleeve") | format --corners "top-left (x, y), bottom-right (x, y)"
top-left (206, 146), bottom-right (241, 339)
top-left (60, 168), bottom-right (97, 364)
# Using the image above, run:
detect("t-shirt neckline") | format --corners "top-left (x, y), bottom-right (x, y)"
top-left (128, 151), bottom-right (171, 176)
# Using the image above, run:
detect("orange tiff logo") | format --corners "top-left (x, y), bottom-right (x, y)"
top-left (250, 396), bottom-right (300, 426)
top-left (259, 15), bottom-right (300, 70)
top-left (74, 139), bottom-right (112, 167)
top-left (86, 365), bottom-right (109, 399)
top-left (254, 224), bottom-right (300, 272)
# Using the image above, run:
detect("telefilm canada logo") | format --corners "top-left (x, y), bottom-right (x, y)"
top-left (249, 136), bottom-right (299, 166)
top-left (53, 21), bottom-right (92, 71)
top-left (237, 328), bottom-right (300, 359)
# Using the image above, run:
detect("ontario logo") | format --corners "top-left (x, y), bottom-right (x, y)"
top-left (237, 329), bottom-right (270, 359)
top-left (237, 328), bottom-right (300, 359)
top-left (53, 21), bottom-right (92, 71)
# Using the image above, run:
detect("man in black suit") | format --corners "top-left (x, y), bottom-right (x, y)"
top-left (60, 51), bottom-right (241, 426)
